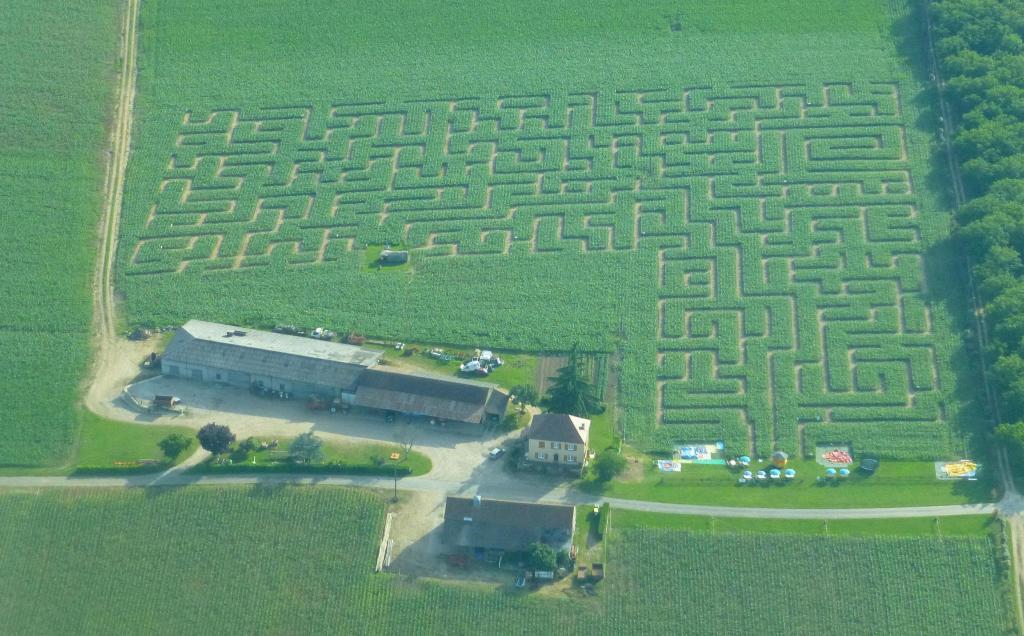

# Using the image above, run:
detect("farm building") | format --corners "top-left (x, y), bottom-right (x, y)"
top-left (353, 369), bottom-right (509, 426)
top-left (162, 320), bottom-right (510, 425)
top-left (526, 413), bottom-right (590, 473)
top-left (162, 320), bottom-right (381, 399)
top-left (442, 496), bottom-right (575, 553)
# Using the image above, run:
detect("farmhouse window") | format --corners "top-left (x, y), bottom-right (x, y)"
top-left (568, 444), bottom-right (577, 451)
top-left (538, 441), bottom-right (545, 448)
top-left (567, 455), bottom-right (576, 463)
top-left (536, 453), bottom-right (546, 460)
top-left (552, 442), bottom-right (561, 449)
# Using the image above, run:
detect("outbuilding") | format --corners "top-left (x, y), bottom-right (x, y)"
top-left (161, 320), bottom-right (510, 426)
top-left (161, 320), bottom-right (381, 399)
top-left (353, 368), bottom-right (509, 426)
top-left (442, 496), bottom-right (576, 553)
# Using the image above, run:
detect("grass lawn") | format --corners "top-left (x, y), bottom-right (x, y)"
top-left (611, 508), bottom-right (999, 537)
top-left (579, 457), bottom-right (997, 508)
top-left (0, 411), bottom-right (193, 476)
top-left (74, 411), bottom-right (193, 473)
top-left (588, 410), bottom-right (617, 453)
top-left (191, 436), bottom-right (432, 476)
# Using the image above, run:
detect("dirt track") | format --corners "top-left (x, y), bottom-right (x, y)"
top-left (87, 0), bottom-right (139, 409)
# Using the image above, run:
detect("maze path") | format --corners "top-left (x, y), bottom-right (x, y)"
top-left (129, 83), bottom-right (941, 453)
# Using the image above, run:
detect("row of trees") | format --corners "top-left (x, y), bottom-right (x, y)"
top-left (932, 0), bottom-right (1024, 465)
top-left (158, 423), bottom-right (326, 463)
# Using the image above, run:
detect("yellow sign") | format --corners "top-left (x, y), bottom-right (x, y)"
top-left (389, 452), bottom-right (401, 461)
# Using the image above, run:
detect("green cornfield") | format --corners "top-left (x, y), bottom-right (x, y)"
top-left (610, 528), bottom-right (1016, 633)
top-left (113, 0), bottom-right (979, 458)
top-left (0, 1), bottom-right (120, 465)
top-left (0, 487), bottom-right (1013, 634)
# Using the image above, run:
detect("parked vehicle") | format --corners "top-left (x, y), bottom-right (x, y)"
top-left (150, 395), bottom-right (184, 413)
top-left (488, 447), bottom-right (506, 460)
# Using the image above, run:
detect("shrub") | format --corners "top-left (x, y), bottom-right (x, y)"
top-left (597, 503), bottom-right (610, 538)
top-left (594, 452), bottom-right (627, 482)
top-left (526, 542), bottom-right (557, 571)
top-left (158, 433), bottom-right (192, 459)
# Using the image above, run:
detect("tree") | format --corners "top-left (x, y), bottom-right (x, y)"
top-left (593, 451), bottom-right (627, 482)
top-left (996, 422), bottom-right (1024, 469)
top-left (196, 422), bottom-right (235, 456)
top-left (289, 432), bottom-right (324, 463)
top-left (525, 542), bottom-right (557, 571)
top-left (541, 345), bottom-right (604, 417)
top-left (511, 384), bottom-right (539, 414)
top-left (394, 424), bottom-right (416, 461)
top-left (158, 433), bottom-right (192, 460)
top-left (556, 549), bottom-right (573, 571)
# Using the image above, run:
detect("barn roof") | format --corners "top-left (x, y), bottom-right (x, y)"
top-left (528, 414), bottom-right (590, 445)
top-left (352, 368), bottom-right (509, 424)
top-left (442, 497), bottom-right (575, 552)
top-left (163, 320), bottom-right (381, 389)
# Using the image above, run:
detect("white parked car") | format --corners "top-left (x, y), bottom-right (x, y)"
top-left (460, 360), bottom-right (481, 373)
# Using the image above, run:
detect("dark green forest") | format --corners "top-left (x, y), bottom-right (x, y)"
top-left (934, 0), bottom-right (1024, 467)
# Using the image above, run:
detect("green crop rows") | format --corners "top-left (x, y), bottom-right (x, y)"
top-left (0, 1), bottom-right (119, 466)
top-left (120, 84), bottom-right (950, 457)
top-left (0, 487), bottom-right (1012, 634)
top-left (612, 528), bottom-right (1015, 633)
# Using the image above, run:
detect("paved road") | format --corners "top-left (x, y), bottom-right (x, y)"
top-left (0, 471), bottom-right (1001, 520)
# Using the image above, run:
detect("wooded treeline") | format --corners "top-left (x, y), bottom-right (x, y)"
top-left (932, 0), bottom-right (1024, 461)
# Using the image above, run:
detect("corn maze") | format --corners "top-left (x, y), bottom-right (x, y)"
top-left (126, 82), bottom-right (946, 455)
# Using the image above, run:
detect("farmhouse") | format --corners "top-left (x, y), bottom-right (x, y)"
top-left (442, 496), bottom-right (575, 553)
top-left (162, 320), bottom-right (510, 425)
top-left (526, 413), bottom-right (590, 472)
top-left (353, 368), bottom-right (509, 426)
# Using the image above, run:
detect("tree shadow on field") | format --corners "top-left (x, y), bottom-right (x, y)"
top-left (890, 3), bottom-right (996, 462)
top-left (890, 1), bottom-right (956, 204)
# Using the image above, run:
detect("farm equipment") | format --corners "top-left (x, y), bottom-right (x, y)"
top-left (150, 395), bottom-right (184, 413)
top-left (311, 327), bottom-right (336, 340)
top-left (427, 348), bottom-right (454, 362)
top-left (459, 350), bottom-right (503, 375)
top-left (306, 396), bottom-right (328, 411)
top-left (128, 327), bottom-right (152, 341)
top-left (447, 554), bottom-right (468, 568)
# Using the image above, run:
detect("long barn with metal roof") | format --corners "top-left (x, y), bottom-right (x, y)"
top-left (162, 320), bottom-right (382, 397)
top-left (161, 320), bottom-right (509, 425)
